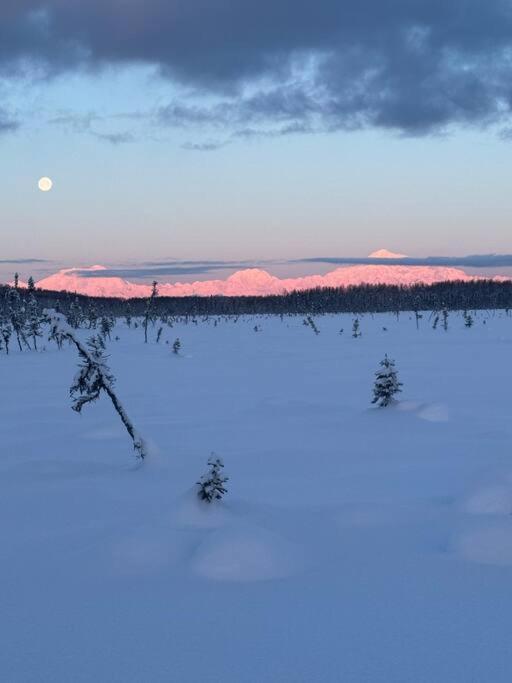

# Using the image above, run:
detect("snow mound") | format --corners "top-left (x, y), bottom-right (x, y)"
top-left (171, 490), bottom-right (233, 529)
top-left (464, 484), bottom-right (512, 516)
top-left (416, 403), bottom-right (449, 423)
top-left (456, 523), bottom-right (512, 566)
top-left (111, 531), bottom-right (183, 576)
top-left (191, 523), bottom-right (302, 582)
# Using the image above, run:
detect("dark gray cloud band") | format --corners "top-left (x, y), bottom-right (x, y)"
top-left (3, 1), bottom-right (512, 135)
top-left (77, 261), bottom-right (265, 278)
top-left (75, 254), bottom-right (512, 279)
top-left (300, 255), bottom-right (512, 268)
top-left (0, 258), bottom-right (48, 264)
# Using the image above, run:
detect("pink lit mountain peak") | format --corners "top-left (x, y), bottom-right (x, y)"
top-left (29, 253), bottom-right (502, 298)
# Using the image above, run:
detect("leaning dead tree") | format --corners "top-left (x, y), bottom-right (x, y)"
top-left (48, 311), bottom-right (147, 460)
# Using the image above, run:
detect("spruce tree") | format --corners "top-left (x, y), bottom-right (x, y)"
top-left (372, 354), bottom-right (403, 407)
top-left (26, 294), bottom-right (43, 350)
top-left (197, 456), bottom-right (228, 503)
top-left (352, 318), bottom-right (361, 338)
top-left (1, 323), bottom-right (11, 355)
top-left (143, 281), bottom-right (158, 343)
top-left (44, 312), bottom-right (148, 460)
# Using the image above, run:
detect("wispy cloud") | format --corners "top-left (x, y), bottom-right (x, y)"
top-left (0, 109), bottom-right (20, 135)
top-left (76, 261), bottom-right (266, 279)
top-left (181, 140), bottom-right (228, 152)
top-left (93, 131), bottom-right (135, 145)
top-left (299, 255), bottom-right (512, 268)
top-left (0, 258), bottom-right (49, 264)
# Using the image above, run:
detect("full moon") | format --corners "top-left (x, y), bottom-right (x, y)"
top-left (38, 177), bottom-right (53, 192)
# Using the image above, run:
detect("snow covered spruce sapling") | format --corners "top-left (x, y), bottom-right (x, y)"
top-left (197, 455), bottom-right (228, 503)
top-left (172, 338), bottom-right (181, 355)
top-left (372, 354), bottom-right (403, 407)
top-left (143, 280), bottom-right (158, 344)
top-left (49, 312), bottom-right (147, 460)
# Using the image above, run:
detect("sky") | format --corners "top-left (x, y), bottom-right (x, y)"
top-left (2, 1), bottom-right (512, 283)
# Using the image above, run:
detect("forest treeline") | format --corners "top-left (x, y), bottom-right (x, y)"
top-left (1, 279), bottom-right (512, 318)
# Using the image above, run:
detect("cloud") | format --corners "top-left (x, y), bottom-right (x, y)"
top-left (181, 140), bottom-right (228, 152)
top-left (93, 131), bottom-right (135, 145)
top-left (0, 108), bottom-right (20, 134)
top-left (0, 258), bottom-right (48, 264)
top-left (3, 2), bottom-right (512, 136)
top-left (76, 261), bottom-right (265, 278)
top-left (299, 255), bottom-right (512, 268)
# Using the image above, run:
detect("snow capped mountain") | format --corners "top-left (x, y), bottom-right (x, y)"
top-left (368, 249), bottom-right (408, 259)
top-left (37, 266), bottom-right (153, 298)
top-left (30, 257), bottom-right (500, 298)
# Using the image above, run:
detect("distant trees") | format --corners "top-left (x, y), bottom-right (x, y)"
top-left (372, 355), bottom-right (402, 407)
top-left (2, 278), bottom-right (512, 320)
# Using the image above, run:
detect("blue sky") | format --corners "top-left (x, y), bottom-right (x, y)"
top-left (2, 2), bottom-right (512, 283)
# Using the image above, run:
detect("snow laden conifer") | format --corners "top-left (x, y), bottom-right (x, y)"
top-left (0, 322), bottom-right (11, 355)
top-left (197, 455), bottom-right (228, 503)
top-left (48, 312), bottom-right (147, 461)
top-left (371, 354), bottom-right (403, 407)
top-left (26, 294), bottom-right (43, 350)
top-left (6, 287), bottom-right (29, 351)
top-left (172, 338), bottom-right (181, 355)
top-left (352, 318), bottom-right (361, 338)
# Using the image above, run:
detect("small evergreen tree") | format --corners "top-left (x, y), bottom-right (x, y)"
top-left (1, 323), bottom-right (11, 354)
top-left (352, 318), bottom-right (361, 338)
top-left (143, 281), bottom-right (158, 343)
top-left (27, 276), bottom-right (36, 293)
top-left (442, 308), bottom-right (449, 331)
top-left (100, 315), bottom-right (114, 340)
top-left (173, 338), bottom-right (181, 355)
top-left (26, 294), bottom-right (43, 350)
top-left (48, 312), bottom-right (147, 460)
top-left (463, 310), bottom-right (474, 328)
top-left (197, 455), bottom-right (228, 503)
top-left (372, 354), bottom-right (402, 407)
top-left (67, 297), bottom-right (84, 329)
top-left (6, 288), bottom-right (29, 351)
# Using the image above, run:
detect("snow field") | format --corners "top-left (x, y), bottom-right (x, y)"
top-left (2, 310), bottom-right (512, 682)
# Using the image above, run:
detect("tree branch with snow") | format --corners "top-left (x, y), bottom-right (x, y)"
top-left (47, 311), bottom-right (147, 460)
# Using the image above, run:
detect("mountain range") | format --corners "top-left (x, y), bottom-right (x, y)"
top-left (26, 250), bottom-right (507, 298)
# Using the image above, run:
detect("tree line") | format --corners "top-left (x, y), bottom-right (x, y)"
top-left (2, 278), bottom-right (512, 319)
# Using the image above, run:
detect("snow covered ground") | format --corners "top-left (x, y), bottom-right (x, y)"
top-left (2, 310), bottom-right (512, 682)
